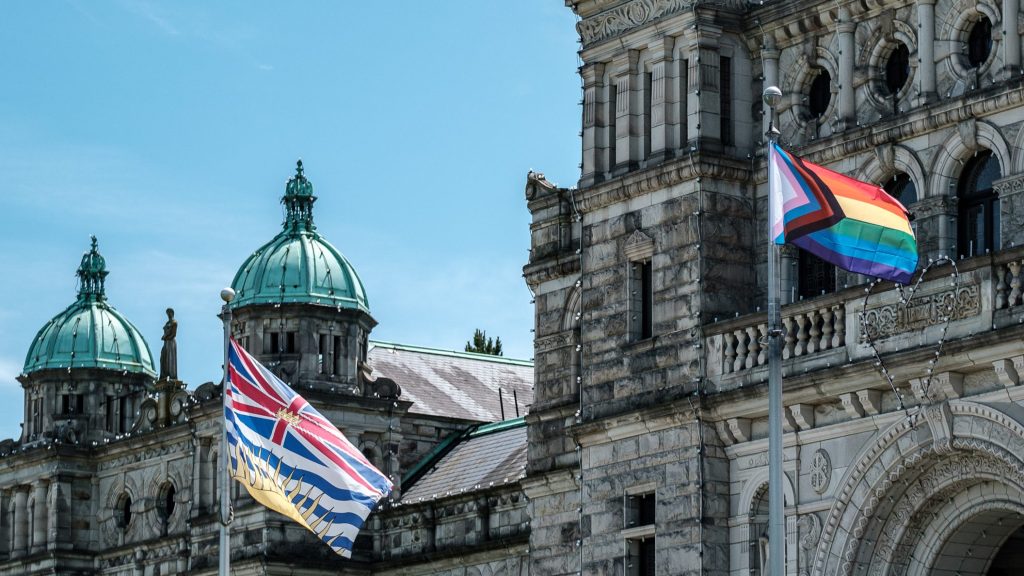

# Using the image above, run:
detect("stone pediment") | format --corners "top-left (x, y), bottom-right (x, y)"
top-left (623, 229), bottom-right (655, 261)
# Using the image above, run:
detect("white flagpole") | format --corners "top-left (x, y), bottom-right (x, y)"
top-left (219, 287), bottom-right (235, 576)
top-left (763, 86), bottom-right (785, 576)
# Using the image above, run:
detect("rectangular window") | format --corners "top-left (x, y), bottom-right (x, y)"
top-left (61, 395), bottom-right (70, 415)
top-left (270, 332), bottom-right (280, 354)
top-left (105, 395), bottom-right (114, 431)
top-left (333, 335), bottom-right (343, 375)
top-left (627, 537), bottom-right (656, 576)
top-left (720, 56), bottom-right (732, 146)
top-left (286, 331), bottom-right (297, 354)
top-left (643, 71), bottom-right (652, 159)
top-left (608, 82), bottom-right (617, 172)
top-left (626, 492), bottom-right (656, 527)
top-left (681, 59), bottom-right (689, 147)
top-left (630, 261), bottom-right (654, 340)
top-left (118, 396), bottom-right (129, 433)
top-left (318, 334), bottom-right (327, 374)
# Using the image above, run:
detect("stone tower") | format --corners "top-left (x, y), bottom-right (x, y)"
top-left (228, 161), bottom-right (403, 495)
top-left (19, 237), bottom-right (156, 446)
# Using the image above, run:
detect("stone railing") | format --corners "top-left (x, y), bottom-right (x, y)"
top-left (704, 247), bottom-right (1024, 390)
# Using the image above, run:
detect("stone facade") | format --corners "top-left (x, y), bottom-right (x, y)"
top-left (523, 0), bottom-right (1024, 574)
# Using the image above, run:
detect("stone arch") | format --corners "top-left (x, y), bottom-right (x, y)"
top-left (360, 440), bottom-right (383, 470)
top-left (856, 144), bottom-right (928, 197)
top-left (561, 285), bottom-right (582, 332)
top-left (939, 0), bottom-right (1002, 81)
top-left (812, 400), bottom-right (1024, 576)
top-left (928, 121), bottom-right (1011, 199)
top-left (857, 18), bottom-right (919, 113)
top-left (737, 468), bottom-right (796, 515)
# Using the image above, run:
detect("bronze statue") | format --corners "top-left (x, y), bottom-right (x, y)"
top-left (159, 308), bottom-right (178, 380)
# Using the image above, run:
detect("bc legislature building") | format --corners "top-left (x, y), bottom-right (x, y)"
top-left (7, 0), bottom-right (1024, 574)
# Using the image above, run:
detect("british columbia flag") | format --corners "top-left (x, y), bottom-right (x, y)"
top-left (225, 339), bottom-right (393, 557)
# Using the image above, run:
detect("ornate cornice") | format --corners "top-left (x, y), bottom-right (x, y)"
top-left (577, 0), bottom-right (692, 47)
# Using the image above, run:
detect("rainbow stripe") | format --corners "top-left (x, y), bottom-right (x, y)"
top-left (770, 143), bottom-right (918, 284)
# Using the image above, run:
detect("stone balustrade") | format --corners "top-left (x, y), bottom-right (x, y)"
top-left (704, 247), bottom-right (1024, 390)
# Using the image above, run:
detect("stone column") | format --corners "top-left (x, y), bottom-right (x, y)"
top-left (917, 0), bottom-right (937, 102)
top-left (913, 196), bottom-right (957, 261)
top-left (611, 50), bottom-right (641, 174)
top-left (1005, 0), bottom-right (1022, 76)
top-left (780, 245), bottom-right (799, 304)
top-left (838, 9), bottom-right (857, 126)
top-left (648, 37), bottom-right (676, 163)
top-left (11, 488), bottom-right (27, 557)
top-left (30, 481), bottom-right (47, 553)
top-left (581, 62), bottom-right (605, 187)
top-left (995, 175), bottom-right (1024, 248)
top-left (687, 24), bottom-right (723, 145)
top-left (762, 37), bottom-right (780, 137)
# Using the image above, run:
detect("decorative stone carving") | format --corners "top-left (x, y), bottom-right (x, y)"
top-left (861, 284), bottom-right (979, 340)
top-left (993, 356), bottom-right (1024, 387)
top-left (923, 401), bottom-right (955, 453)
top-left (576, 0), bottom-right (692, 47)
top-left (623, 229), bottom-right (655, 262)
top-left (798, 513), bottom-right (822, 576)
top-left (809, 449), bottom-right (831, 494)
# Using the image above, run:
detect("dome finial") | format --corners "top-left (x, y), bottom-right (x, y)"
top-left (282, 159), bottom-right (317, 233)
top-left (77, 236), bottom-right (108, 301)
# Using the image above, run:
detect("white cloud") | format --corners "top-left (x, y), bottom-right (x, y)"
top-left (0, 357), bottom-right (21, 388)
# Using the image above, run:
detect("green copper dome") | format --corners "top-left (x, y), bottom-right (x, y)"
top-left (230, 161), bottom-right (369, 312)
top-left (23, 237), bottom-right (156, 376)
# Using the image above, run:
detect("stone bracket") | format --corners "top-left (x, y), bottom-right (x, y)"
top-left (993, 356), bottom-right (1024, 387)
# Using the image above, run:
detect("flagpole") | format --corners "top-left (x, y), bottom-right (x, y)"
top-left (763, 85), bottom-right (785, 576)
top-left (218, 287), bottom-right (235, 576)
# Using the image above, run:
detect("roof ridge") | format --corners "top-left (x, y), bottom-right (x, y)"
top-left (368, 340), bottom-right (533, 366)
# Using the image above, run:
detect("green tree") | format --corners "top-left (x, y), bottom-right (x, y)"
top-left (465, 329), bottom-right (503, 356)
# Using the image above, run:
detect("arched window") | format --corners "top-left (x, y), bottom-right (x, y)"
top-left (967, 16), bottom-right (993, 68)
top-left (957, 151), bottom-right (1001, 257)
top-left (884, 173), bottom-right (917, 207)
top-left (157, 482), bottom-right (176, 524)
top-left (808, 69), bottom-right (831, 119)
top-left (115, 493), bottom-right (132, 531)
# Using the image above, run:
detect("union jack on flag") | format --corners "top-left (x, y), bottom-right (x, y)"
top-left (225, 339), bottom-right (393, 557)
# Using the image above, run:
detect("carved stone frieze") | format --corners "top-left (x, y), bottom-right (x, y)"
top-left (576, 0), bottom-right (692, 47)
top-left (535, 331), bottom-right (575, 353)
top-left (860, 284), bottom-right (979, 340)
top-left (809, 449), bottom-right (831, 494)
top-left (798, 513), bottom-right (822, 576)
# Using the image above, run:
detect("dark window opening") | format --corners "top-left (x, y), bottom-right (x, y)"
top-left (808, 69), bottom-right (831, 118)
top-left (643, 71), bottom-right (652, 159)
top-left (627, 492), bottom-right (656, 527)
top-left (885, 43), bottom-right (910, 96)
top-left (270, 332), bottom-right (280, 354)
top-left (105, 395), bottom-right (114, 431)
top-left (680, 59), bottom-right (689, 146)
top-left (884, 173), bottom-right (918, 206)
top-left (720, 56), bottom-right (733, 146)
top-left (958, 150), bottom-right (1002, 257)
top-left (285, 331), bottom-right (297, 354)
top-left (608, 82), bottom-right (618, 172)
top-left (318, 334), bottom-right (327, 374)
top-left (333, 335), bottom-right (343, 375)
top-left (116, 494), bottom-right (132, 530)
top-left (158, 483), bottom-right (176, 522)
top-left (627, 537), bottom-right (656, 576)
top-left (630, 261), bottom-right (654, 340)
top-left (798, 252), bottom-right (835, 298)
top-left (968, 16), bottom-right (993, 68)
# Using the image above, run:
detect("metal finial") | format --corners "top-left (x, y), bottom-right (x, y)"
top-left (296, 159), bottom-right (304, 178)
top-left (90, 235), bottom-right (98, 251)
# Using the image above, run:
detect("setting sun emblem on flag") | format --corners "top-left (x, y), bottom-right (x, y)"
top-left (225, 339), bottom-right (393, 558)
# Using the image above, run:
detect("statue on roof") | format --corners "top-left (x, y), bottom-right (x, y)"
top-left (159, 308), bottom-right (178, 381)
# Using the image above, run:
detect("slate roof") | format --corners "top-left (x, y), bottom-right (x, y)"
top-left (367, 341), bottom-right (533, 422)
top-left (401, 419), bottom-right (527, 503)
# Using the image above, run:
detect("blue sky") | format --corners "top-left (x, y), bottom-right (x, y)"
top-left (0, 1), bottom-right (581, 440)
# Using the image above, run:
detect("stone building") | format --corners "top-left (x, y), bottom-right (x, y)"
top-left (0, 163), bottom-right (533, 575)
top-left (523, 0), bottom-right (1024, 575)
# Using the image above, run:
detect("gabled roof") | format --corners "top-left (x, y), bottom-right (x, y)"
top-left (400, 418), bottom-right (527, 503)
top-left (367, 341), bottom-right (533, 422)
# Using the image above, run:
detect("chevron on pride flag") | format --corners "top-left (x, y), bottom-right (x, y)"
top-left (225, 339), bottom-right (393, 557)
top-left (769, 142), bottom-right (918, 284)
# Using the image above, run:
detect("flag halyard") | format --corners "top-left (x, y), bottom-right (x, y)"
top-left (225, 340), bottom-right (393, 557)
